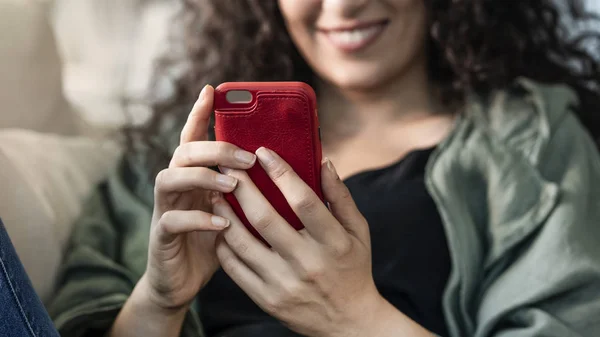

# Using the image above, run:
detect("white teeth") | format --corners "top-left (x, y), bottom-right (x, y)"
top-left (327, 26), bottom-right (381, 46)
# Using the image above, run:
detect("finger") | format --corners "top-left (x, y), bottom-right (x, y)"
top-left (170, 141), bottom-right (256, 169)
top-left (321, 158), bottom-right (369, 241)
top-left (180, 85), bottom-right (213, 145)
top-left (212, 195), bottom-right (281, 278)
top-left (220, 168), bottom-right (304, 258)
top-left (157, 209), bottom-right (229, 244)
top-left (216, 235), bottom-right (268, 301)
top-left (254, 147), bottom-right (348, 245)
top-left (155, 167), bottom-right (238, 194)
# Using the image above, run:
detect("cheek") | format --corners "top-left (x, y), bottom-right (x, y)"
top-left (278, 0), bottom-right (320, 24)
top-left (278, 0), bottom-right (321, 59)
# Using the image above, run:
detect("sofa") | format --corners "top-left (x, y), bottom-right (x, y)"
top-left (0, 0), bottom-right (177, 303)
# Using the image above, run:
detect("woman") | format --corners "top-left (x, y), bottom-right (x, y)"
top-left (47, 0), bottom-right (600, 336)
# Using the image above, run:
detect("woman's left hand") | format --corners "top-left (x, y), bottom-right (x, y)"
top-left (212, 147), bottom-right (390, 337)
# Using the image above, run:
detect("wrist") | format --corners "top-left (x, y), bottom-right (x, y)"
top-left (107, 275), bottom-right (189, 337)
top-left (321, 290), bottom-right (387, 337)
top-left (354, 292), bottom-right (390, 337)
top-left (133, 273), bottom-right (190, 319)
top-left (339, 291), bottom-right (434, 337)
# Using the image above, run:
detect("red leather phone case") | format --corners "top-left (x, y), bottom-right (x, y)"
top-left (214, 82), bottom-right (323, 242)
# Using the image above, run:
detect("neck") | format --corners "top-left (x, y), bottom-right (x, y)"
top-left (316, 58), bottom-right (451, 149)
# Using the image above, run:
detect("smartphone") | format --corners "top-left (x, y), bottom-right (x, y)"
top-left (214, 82), bottom-right (323, 242)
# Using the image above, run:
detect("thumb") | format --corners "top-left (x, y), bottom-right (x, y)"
top-left (179, 84), bottom-right (214, 145)
top-left (321, 158), bottom-right (369, 240)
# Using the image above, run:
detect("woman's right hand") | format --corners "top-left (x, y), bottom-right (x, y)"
top-left (143, 85), bottom-right (257, 311)
top-left (110, 85), bottom-right (255, 337)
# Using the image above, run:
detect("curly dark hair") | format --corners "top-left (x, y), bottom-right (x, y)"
top-left (127, 0), bottom-right (600, 174)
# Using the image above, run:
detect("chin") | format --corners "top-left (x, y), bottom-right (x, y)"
top-left (322, 65), bottom-right (393, 93)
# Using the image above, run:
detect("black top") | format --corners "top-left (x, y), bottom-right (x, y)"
top-left (198, 148), bottom-right (451, 337)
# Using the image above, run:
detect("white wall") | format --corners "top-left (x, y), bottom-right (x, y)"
top-left (588, 0), bottom-right (600, 14)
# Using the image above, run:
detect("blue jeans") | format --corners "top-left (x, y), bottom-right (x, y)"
top-left (0, 219), bottom-right (60, 337)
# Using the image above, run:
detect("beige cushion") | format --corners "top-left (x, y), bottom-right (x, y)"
top-left (0, 0), bottom-right (179, 302)
top-left (0, 0), bottom-right (125, 301)
top-left (49, 0), bottom-right (179, 129)
top-left (0, 129), bottom-right (121, 303)
top-left (0, 0), bottom-right (76, 135)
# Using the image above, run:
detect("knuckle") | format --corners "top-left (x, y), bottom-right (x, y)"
top-left (330, 238), bottom-right (353, 258)
top-left (338, 185), bottom-right (353, 202)
top-left (215, 141), bottom-right (232, 158)
top-left (267, 161), bottom-right (290, 181)
top-left (210, 192), bottom-right (227, 207)
top-left (220, 255), bottom-right (238, 275)
top-left (263, 282), bottom-right (302, 313)
top-left (227, 235), bottom-right (250, 256)
top-left (262, 294), bottom-right (282, 313)
top-left (281, 281), bottom-right (303, 299)
top-left (299, 261), bottom-right (326, 283)
top-left (158, 211), bottom-right (175, 233)
top-left (252, 213), bottom-right (277, 232)
top-left (290, 193), bottom-right (318, 214)
top-left (154, 169), bottom-right (170, 192)
top-left (173, 144), bottom-right (193, 166)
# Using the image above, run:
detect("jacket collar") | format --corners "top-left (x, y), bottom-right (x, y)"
top-left (424, 78), bottom-right (575, 336)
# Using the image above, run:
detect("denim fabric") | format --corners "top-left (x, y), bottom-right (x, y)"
top-left (0, 219), bottom-right (60, 337)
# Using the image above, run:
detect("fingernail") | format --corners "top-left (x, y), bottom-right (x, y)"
top-left (234, 150), bottom-right (257, 165)
top-left (210, 191), bottom-right (222, 204)
top-left (211, 215), bottom-right (230, 228)
top-left (216, 174), bottom-right (238, 189)
top-left (220, 166), bottom-right (233, 175)
top-left (256, 147), bottom-right (276, 166)
top-left (199, 84), bottom-right (209, 100)
top-left (325, 158), bottom-right (339, 180)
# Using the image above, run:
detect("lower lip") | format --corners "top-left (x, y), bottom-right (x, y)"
top-left (320, 23), bottom-right (387, 53)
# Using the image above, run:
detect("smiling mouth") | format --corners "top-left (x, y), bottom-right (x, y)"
top-left (319, 20), bottom-right (389, 53)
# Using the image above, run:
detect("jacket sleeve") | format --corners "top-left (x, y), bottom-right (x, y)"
top-left (47, 158), bottom-right (205, 337)
top-left (475, 112), bottom-right (600, 337)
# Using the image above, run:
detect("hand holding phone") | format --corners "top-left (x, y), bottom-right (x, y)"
top-left (214, 82), bottom-right (323, 241)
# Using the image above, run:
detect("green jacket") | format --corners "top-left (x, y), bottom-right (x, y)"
top-left (48, 78), bottom-right (600, 337)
